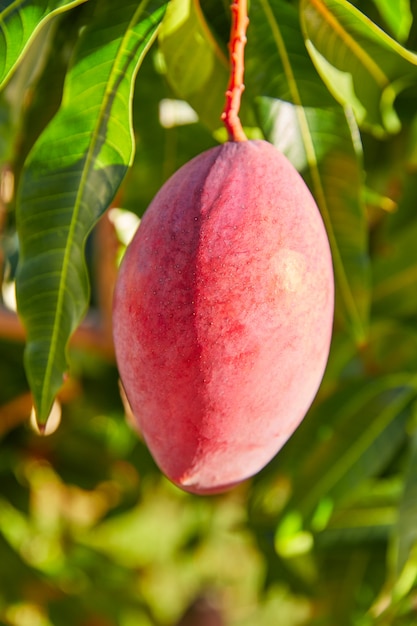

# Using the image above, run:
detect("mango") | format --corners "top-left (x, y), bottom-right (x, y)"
top-left (112, 140), bottom-right (334, 494)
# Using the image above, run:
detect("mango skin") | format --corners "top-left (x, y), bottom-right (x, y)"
top-left (113, 140), bottom-right (334, 494)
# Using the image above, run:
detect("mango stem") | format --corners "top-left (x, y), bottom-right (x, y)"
top-left (221, 0), bottom-right (249, 142)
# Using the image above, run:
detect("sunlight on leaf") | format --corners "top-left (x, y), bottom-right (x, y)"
top-left (275, 511), bottom-right (314, 557)
top-left (301, 0), bottom-right (417, 137)
top-left (371, 0), bottom-right (413, 43)
top-left (0, 0), bottom-right (88, 89)
top-left (16, 0), bottom-right (168, 426)
top-left (158, 0), bottom-right (229, 132)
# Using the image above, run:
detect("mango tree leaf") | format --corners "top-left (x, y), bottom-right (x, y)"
top-left (310, 477), bottom-right (402, 548)
top-left (0, 0), bottom-right (88, 90)
top-left (279, 375), bottom-right (417, 522)
top-left (372, 221), bottom-right (417, 318)
top-left (158, 0), bottom-right (230, 133)
top-left (372, 130), bottom-right (417, 320)
top-left (199, 0), bottom-right (230, 46)
top-left (246, 0), bottom-right (335, 108)
top-left (382, 170), bottom-right (417, 237)
top-left (393, 428), bottom-right (417, 576)
top-left (10, 5), bottom-right (88, 183)
top-left (16, 0), bottom-right (168, 427)
top-left (126, 49), bottom-right (218, 219)
top-left (316, 501), bottom-right (398, 547)
top-left (0, 93), bottom-right (14, 163)
top-left (301, 0), bottom-right (417, 137)
top-left (371, 0), bottom-right (413, 43)
top-left (246, 0), bottom-right (370, 342)
top-left (363, 321), bottom-right (417, 377)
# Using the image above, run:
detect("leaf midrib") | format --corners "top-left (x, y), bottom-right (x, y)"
top-left (40, 0), bottom-right (152, 420)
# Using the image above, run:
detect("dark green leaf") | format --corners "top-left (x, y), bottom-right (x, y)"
top-left (280, 376), bottom-right (417, 521)
top-left (16, 0), bottom-right (168, 426)
top-left (372, 220), bottom-right (417, 318)
top-left (11, 4), bottom-right (88, 180)
top-left (316, 504), bottom-right (397, 546)
top-left (393, 428), bottom-right (417, 575)
top-left (363, 321), bottom-right (417, 376)
top-left (246, 0), bottom-right (336, 108)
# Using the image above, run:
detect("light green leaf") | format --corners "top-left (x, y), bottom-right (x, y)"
top-left (158, 0), bottom-right (229, 133)
top-left (246, 0), bottom-right (370, 341)
top-left (371, 0), bottom-right (413, 43)
top-left (16, 0), bottom-right (168, 426)
top-left (301, 0), bottom-right (417, 136)
top-left (0, 0), bottom-right (88, 89)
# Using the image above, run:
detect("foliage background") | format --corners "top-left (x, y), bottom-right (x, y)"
top-left (1, 0), bottom-right (417, 624)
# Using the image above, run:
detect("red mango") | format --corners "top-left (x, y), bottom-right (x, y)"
top-left (113, 140), bottom-right (334, 494)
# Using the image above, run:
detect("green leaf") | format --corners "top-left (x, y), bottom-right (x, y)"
top-left (312, 476), bottom-right (401, 547)
top-left (126, 49), bottom-right (219, 219)
top-left (394, 429), bottom-right (417, 575)
top-left (372, 221), bottom-right (417, 318)
top-left (371, 0), bottom-right (413, 43)
top-left (158, 0), bottom-right (230, 133)
top-left (300, 0), bottom-right (417, 136)
top-left (16, 0), bottom-right (168, 426)
top-left (280, 375), bottom-right (417, 521)
top-left (10, 5), bottom-right (87, 182)
top-left (0, 92), bottom-right (15, 164)
top-left (363, 321), bottom-right (417, 377)
top-left (316, 502), bottom-right (397, 547)
top-left (0, 0), bottom-right (88, 90)
top-left (246, 0), bottom-right (370, 341)
top-left (246, 0), bottom-right (336, 108)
